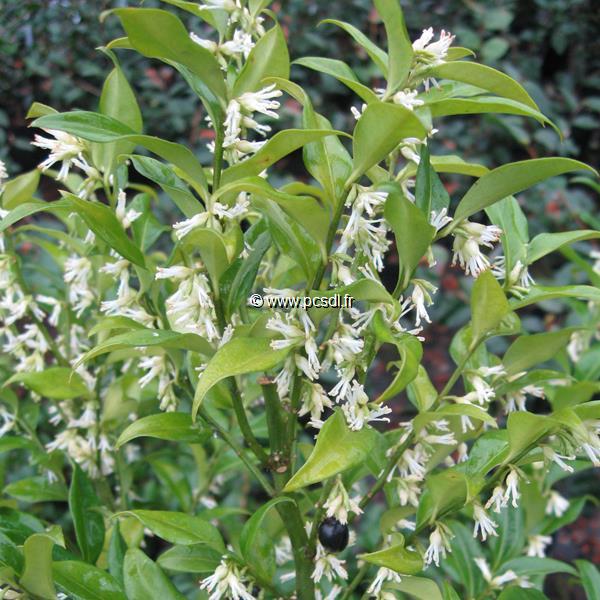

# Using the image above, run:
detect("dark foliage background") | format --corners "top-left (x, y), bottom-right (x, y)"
top-left (1, 0), bottom-right (599, 593)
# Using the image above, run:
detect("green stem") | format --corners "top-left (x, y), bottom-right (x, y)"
top-left (198, 406), bottom-right (275, 497)
top-left (340, 563), bottom-right (370, 600)
top-left (435, 341), bottom-right (479, 402)
top-left (307, 478), bottom-right (335, 556)
top-left (212, 128), bottom-right (224, 191)
top-left (276, 502), bottom-right (315, 600)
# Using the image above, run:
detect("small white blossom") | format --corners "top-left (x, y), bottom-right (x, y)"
top-left (200, 558), bottom-right (256, 600)
top-left (341, 381), bottom-right (392, 430)
top-left (32, 129), bottom-right (86, 181)
top-left (472, 503), bottom-right (498, 541)
top-left (367, 567), bottom-right (402, 597)
top-left (503, 468), bottom-right (521, 508)
top-left (545, 491), bottom-right (569, 518)
top-left (392, 89), bottom-right (424, 110)
top-left (412, 28), bottom-right (455, 66)
top-left (424, 523), bottom-right (453, 567)
top-left (311, 544), bottom-right (348, 583)
top-left (323, 476), bottom-right (362, 525)
top-left (526, 534), bottom-right (552, 558)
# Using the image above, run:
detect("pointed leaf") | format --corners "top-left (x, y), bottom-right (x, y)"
top-left (53, 561), bottom-right (127, 600)
top-left (117, 413), bottom-right (207, 448)
top-left (527, 230), bottom-right (600, 264)
top-left (360, 543), bottom-right (423, 575)
top-left (5, 367), bottom-right (90, 400)
top-left (124, 549), bottom-right (185, 600)
top-left (471, 270), bottom-right (510, 343)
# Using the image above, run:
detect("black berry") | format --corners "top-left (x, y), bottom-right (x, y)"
top-left (318, 517), bottom-right (349, 552)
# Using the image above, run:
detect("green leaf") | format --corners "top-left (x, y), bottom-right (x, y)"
top-left (20, 534), bottom-right (56, 600)
top-left (240, 497), bottom-right (294, 583)
top-left (283, 410), bottom-right (378, 492)
top-left (527, 230), bottom-right (600, 264)
top-left (112, 8), bottom-right (225, 100)
top-left (69, 464), bottom-right (105, 565)
top-left (416, 470), bottom-right (468, 526)
top-left (157, 544), bottom-right (222, 574)
top-left (181, 227), bottom-right (231, 290)
top-left (0, 508), bottom-right (45, 544)
top-left (234, 23), bottom-right (289, 95)
top-left (575, 559), bottom-right (600, 600)
top-left (445, 522), bottom-right (484, 597)
top-left (94, 51), bottom-right (143, 173)
top-left (108, 522), bottom-right (126, 585)
top-left (360, 543), bottom-right (423, 575)
top-left (500, 557), bottom-right (577, 577)
top-left (471, 270), bottom-right (510, 343)
top-left (352, 103), bottom-right (427, 180)
top-left (320, 19), bottom-right (388, 76)
top-left (388, 576), bottom-right (443, 600)
top-left (124, 549), bottom-right (185, 600)
top-left (503, 329), bottom-right (576, 375)
top-left (32, 112), bottom-right (208, 194)
top-left (510, 285), bottom-right (600, 310)
top-left (489, 504), bottom-right (526, 570)
top-left (116, 413), bottom-right (206, 448)
top-left (221, 129), bottom-right (340, 185)
top-left (4, 477), bottom-right (68, 503)
top-left (130, 155), bottom-right (199, 217)
top-left (192, 336), bottom-right (290, 418)
top-left (430, 62), bottom-right (538, 109)
top-left (63, 193), bottom-right (145, 266)
top-left (373, 0), bottom-right (412, 93)
top-left (453, 158), bottom-right (595, 223)
top-left (384, 185), bottom-right (436, 291)
top-left (53, 561), bottom-right (127, 600)
top-left (505, 412), bottom-right (556, 460)
top-left (221, 230), bottom-right (271, 319)
top-left (465, 432), bottom-right (509, 477)
top-left (415, 144), bottom-right (450, 216)
top-left (76, 329), bottom-right (214, 367)
top-left (0, 199), bottom-right (71, 234)
top-left (293, 57), bottom-right (379, 104)
top-left (1, 169), bottom-right (40, 210)
top-left (253, 196), bottom-right (321, 281)
top-left (5, 367), bottom-right (90, 400)
top-left (407, 365), bottom-right (438, 412)
top-left (116, 511), bottom-right (224, 552)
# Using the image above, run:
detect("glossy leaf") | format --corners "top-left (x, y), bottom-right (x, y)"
top-left (117, 413), bottom-right (207, 448)
top-left (575, 559), bottom-right (600, 600)
top-left (112, 8), bottom-right (225, 99)
top-left (117, 510), bottom-right (224, 551)
top-left (320, 19), bottom-right (388, 75)
top-left (53, 560), bottom-right (127, 600)
top-left (5, 367), bottom-right (90, 400)
top-left (4, 477), bottom-right (68, 503)
top-left (234, 23), bottom-right (289, 95)
top-left (415, 144), bottom-right (450, 216)
top-left (221, 129), bottom-right (340, 185)
top-left (503, 329), bottom-right (576, 375)
top-left (76, 329), bottom-right (214, 367)
top-left (1, 169), bottom-right (40, 210)
top-left (283, 410), bottom-right (378, 492)
top-left (453, 158), bottom-right (595, 223)
top-left (20, 533), bottom-right (56, 600)
top-left (384, 185), bottom-right (436, 291)
top-left (389, 576), bottom-right (443, 600)
top-left (471, 270), bottom-right (510, 343)
top-left (124, 549), bottom-right (185, 600)
top-left (69, 464), bottom-right (105, 565)
top-left (192, 336), bottom-right (290, 418)
top-left (157, 544), bottom-right (222, 574)
top-left (505, 412), bottom-right (556, 459)
top-left (32, 112), bottom-right (208, 193)
top-left (373, 0), bottom-right (412, 92)
top-left (430, 62), bottom-right (538, 109)
top-left (0, 199), bottom-right (71, 233)
top-left (352, 103), bottom-right (427, 180)
top-left (240, 497), bottom-right (293, 583)
top-left (527, 230), bottom-right (600, 264)
top-left (293, 57), bottom-right (379, 104)
top-left (360, 543), bottom-right (423, 575)
top-left (510, 285), bottom-right (600, 310)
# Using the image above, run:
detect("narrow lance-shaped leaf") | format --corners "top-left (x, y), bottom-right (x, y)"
top-left (192, 337), bottom-right (291, 418)
top-left (527, 230), bottom-right (600, 264)
top-left (124, 549), bottom-right (185, 600)
top-left (117, 413), bottom-right (207, 448)
top-left (53, 561), bottom-right (127, 600)
top-left (470, 270), bottom-right (510, 344)
top-left (5, 367), bottom-right (90, 400)
top-left (360, 542), bottom-right (423, 575)
top-left (452, 158), bottom-right (596, 223)
top-left (374, 0), bottom-right (413, 93)
top-left (283, 410), bottom-right (379, 492)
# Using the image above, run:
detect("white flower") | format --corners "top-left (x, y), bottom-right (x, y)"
top-left (299, 382), bottom-right (333, 422)
top-left (35, 294), bottom-right (62, 327)
top-left (341, 381), bottom-right (392, 430)
top-left (115, 190), bottom-right (141, 229)
top-left (526, 534), bottom-right (552, 558)
top-left (452, 221), bottom-right (502, 277)
top-left (394, 475), bottom-right (421, 507)
top-left (221, 29), bottom-right (254, 58)
top-left (367, 567), bottom-right (402, 597)
top-left (238, 84), bottom-right (282, 118)
top-left (172, 212), bottom-right (211, 239)
top-left (485, 485), bottom-right (506, 514)
top-left (472, 503), bottom-right (498, 541)
top-left (543, 446), bottom-right (575, 473)
top-left (323, 476), bottom-right (362, 525)
top-left (311, 544), bottom-right (348, 583)
top-left (474, 557), bottom-right (529, 589)
top-left (430, 208), bottom-right (452, 231)
top-left (412, 28), bottom-right (455, 66)
top-left (200, 558), bottom-right (256, 600)
top-left (0, 160), bottom-right (7, 183)
top-left (199, 0), bottom-right (240, 11)
top-left (409, 279), bottom-right (437, 327)
top-left (0, 406), bottom-right (15, 438)
top-left (503, 468), bottom-right (521, 508)
top-left (64, 255), bottom-right (94, 316)
top-left (545, 491), bottom-right (569, 518)
top-left (424, 524), bottom-right (452, 567)
top-left (392, 89), bottom-right (424, 110)
top-left (32, 129), bottom-right (87, 181)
